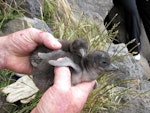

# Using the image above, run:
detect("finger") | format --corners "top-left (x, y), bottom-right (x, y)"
top-left (54, 66), bottom-right (71, 90)
top-left (28, 28), bottom-right (62, 49)
top-left (38, 32), bottom-right (62, 49)
top-left (71, 81), bottom-right (96, 109)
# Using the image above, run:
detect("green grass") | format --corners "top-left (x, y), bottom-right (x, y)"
top-left (0, 0), bottom-right (25, 29)
top-left (82, 73), bottom-right (119, 113)
top-left (0, 0), bottom-right (130, 113)
top-left (11, 92), bottom-right (42, 113)
top-left (0, 69), bottom-right (15, 88)
top-left (42, 0), bottom-right (57, 26)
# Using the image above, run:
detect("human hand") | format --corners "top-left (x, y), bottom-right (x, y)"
top-left (0, 28), bottom-right (61, 74)
top-left (31, 66), bottom-right (95, 113)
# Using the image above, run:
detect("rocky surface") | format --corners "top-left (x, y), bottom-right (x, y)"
top-left (5, 0), bottom-right (43, 18)
top-left (68, 0), bottom-right (113, 20)
top-left (1, 17), bottom-right (52, 35)
top-left (113, 87), bottom-right (150, 113)
top-left (0, 0), bottom-right (150, 113)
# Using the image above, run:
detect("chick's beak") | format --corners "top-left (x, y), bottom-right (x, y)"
top-left (105, 63), bottom-right (119, 71)
top-left (79, 49), bottom-right (86, 57)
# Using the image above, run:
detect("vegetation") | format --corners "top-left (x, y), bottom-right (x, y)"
top-left (0, 0), bottom-right (24, 29)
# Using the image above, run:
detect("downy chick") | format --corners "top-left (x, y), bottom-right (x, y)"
top-left (30, 39), bottom-right (89, 92)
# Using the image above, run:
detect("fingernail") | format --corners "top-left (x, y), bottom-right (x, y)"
top-left (48, 34), bottom-right (62, 48)
top-left (53, 41), bottom-right (62, 47)
top-left (51, 39), bottom-right (62, 48)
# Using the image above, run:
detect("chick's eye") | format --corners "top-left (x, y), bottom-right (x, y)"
top-left (99, 60), bottom-right (109, 67)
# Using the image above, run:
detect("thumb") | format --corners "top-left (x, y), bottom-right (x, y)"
top-left (75, 81), bottom-right (96, 94)
top-left (54, 66), bottom-right (71, 89)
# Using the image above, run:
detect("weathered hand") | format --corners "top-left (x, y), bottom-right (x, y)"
top-left (31, 66), bottom-right (95, 113)
top-left (0, 28), bottom-right (61, 74)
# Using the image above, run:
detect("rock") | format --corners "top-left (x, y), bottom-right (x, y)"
top-left (68, 0), bottom-right (113, 20)
top-left (114, 87), bottom-right (150, 113)
top-left (2, 19), bottom-right (27, 35)
top-left (104, 43), bottom-right (128, 56)
top-left (2, 17), bottom-right (52, 35)
top-left (20, 17), bottom-right (53, 33)
top-left (137, 55), bottom-right (150, 79)
top-left (140, 80), bottom-right (150, 91)
top-left (103, 43), bottom-right (150, 113)
top-left (104, 43), bottom-right (150, 89)
top-left (5, 0), bottom-right (43, 18)
top-left (67, 0), bottom-right (113, 35)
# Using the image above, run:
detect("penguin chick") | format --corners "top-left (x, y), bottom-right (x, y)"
top-left (30, 38), bottom-right (88, 67)
top-left (49, 50), bottom-right (111, 86)
top-left (32, 51), bottom-right (82, 93)
top-left (31, 39), bottom-right (89, 92)
top-left (80, 50), bottom-right (111, 83)
top-left (33, 50), bottom-right (110, 92)
top-left (68, 39), bottom-right (88, 57)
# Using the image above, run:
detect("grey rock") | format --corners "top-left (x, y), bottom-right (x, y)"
top-left (5, 0), bottom-right (42, 18)
top-left (2, 17), bottom-right (52, 35)
top-left (114, 87), bottom-right (150, 113)
top-left (23, 0), bottom-right (42, 17)
top-left (20, 17), bottom-right (53, 33)
top-left (104, 43), bottom-right (150, 89)
top-left (104, 43), bottom-right (128, 56)
top-left (140, 80), bottom-right (150, 91)
top-left (2, 19), bottom-right (27, 35)
top-left (67, 0), bottom-right (112, 35)
top-left (68, 0), bottom-right (113, 20)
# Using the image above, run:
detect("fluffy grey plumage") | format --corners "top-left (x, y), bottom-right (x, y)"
top-left (30, 39), bottom-right (89, 92)
top-left (30, 39), bottom-right (88, 67)
top-left (49, 50), bottom-right (111, 85)
top-left (30, 39), bottom-right (111, 93)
